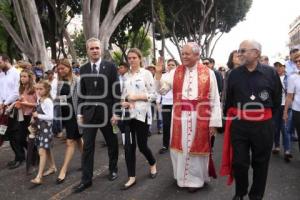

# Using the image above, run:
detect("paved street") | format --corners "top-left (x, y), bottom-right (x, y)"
top-left (0, 130), bottom-right (299, 200)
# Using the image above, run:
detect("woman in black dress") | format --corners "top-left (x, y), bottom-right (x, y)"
top-left (53, 59), bottom-right (83, 184)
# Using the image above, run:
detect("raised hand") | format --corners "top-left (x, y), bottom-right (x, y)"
top-left (155, 57), bottom-right (164, 74)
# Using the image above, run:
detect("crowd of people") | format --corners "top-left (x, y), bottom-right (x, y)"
top-left (0, 38), bottom-right (300, 200)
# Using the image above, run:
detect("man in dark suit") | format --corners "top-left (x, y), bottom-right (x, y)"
top-left (73, 37), bottom-right (121, 193)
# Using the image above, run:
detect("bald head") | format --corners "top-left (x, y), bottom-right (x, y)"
top-left (184, 42), bottom-right (201, 56)
top-left (238, 40), bottom-right (262, 68)
top-left (240, 40), bottom-right (262, 54)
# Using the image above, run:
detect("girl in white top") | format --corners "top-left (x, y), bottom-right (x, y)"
top-left (121, 48), bottom-right (157, 189)
top-left (31, 80), bottom-right (56, 185)
top-left (284, 51), bottom-right (300, 151)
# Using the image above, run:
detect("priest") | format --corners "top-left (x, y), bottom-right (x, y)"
top-left (155, 42), bottom-right (222, 192)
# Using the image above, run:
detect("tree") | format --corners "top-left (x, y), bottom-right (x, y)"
top-left (112, 27), bottom-right (152, 64)
top-left (0, 0), bottom-right (50, 67)
top-left (110, 1), bottom-right (153, 63)
top-left (0, 1), bottom-right (22, 60)
top-left (37, 0), bottom-right (81, 61)
top-left (81, 0), bottom-right (141, 56)
top-left (159, 0), bottom-right (252, 57)
top-left (72, 30), bottom-right (86, 59)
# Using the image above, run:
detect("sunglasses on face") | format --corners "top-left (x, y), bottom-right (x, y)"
top-left (237, 48), bottom-right (257, 54)
top-left (294, 59), bottom-right (300, 64)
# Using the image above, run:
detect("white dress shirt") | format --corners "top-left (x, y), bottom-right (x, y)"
top-left (280, 75), bottom-right (286, 106)
top-left (91, 59), bottom-right (101, 73)
top-left (161, 71), bottom-right (173, 105)
top-left (0, 67), bottom-right (20, 105)
top-left (287, 73), bottom-right (300, 111)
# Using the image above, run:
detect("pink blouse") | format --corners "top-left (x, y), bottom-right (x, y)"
top-left (20, 90), bottom-right (37, 116)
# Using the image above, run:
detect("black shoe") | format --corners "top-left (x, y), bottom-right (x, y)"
top-left (232, 195), bottom-right (244, 200)
top-left (56, 175), bottom-right (66, 184)
top-left (272, 148), bottom-right (280, 155)
top-left (8, 160), bottom-right (23, 169)
top-left (77, 167), bottom-right (82, 171)
top-left (149, 172), bottom-right (158, 179)
top-left (284, 154), bottom-right (291, 163)
top-left (159, 147), bottom-right (168, 154)
top-left (285, 153), bottom-right (293, 158)
top-left (7, 160), bottom-right (16, 167)
top-left (73, 182), bottom-right (92, 193)
top-left (188, 187), bottom-right (200, 193)
top-left (249, 195), bottom-right (262, 200)
top-left (121, 181), bottom-right (136, 190)
top-left (108, 172), bottom-right (118, 181)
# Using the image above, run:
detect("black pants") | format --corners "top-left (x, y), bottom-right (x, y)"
top-left (8, 115), bottom-right (30, 162)
top-left (124, 119), bottom-right (156, 177)
top-left (292, 110), bottom-right (300, 151)
top-left (162, 105), bottom-right (172, 148)
top-left (81, 123), bottom-right (118, 184)
top-left (231, 119), bottom-right (273, 199)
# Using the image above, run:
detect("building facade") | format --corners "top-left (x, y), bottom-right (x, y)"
top-left (289, 15), bottom-right (300, 49)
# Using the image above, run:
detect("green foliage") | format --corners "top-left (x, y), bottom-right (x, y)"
top-left (71, 30), bottom-right (86, 59)
top-left (112, 27), bottom-right (152, 64)
top-left (0, 0), bottom-right (22, 59)
top-left (158, 0), bottom-right (252, 37)
top-left (129, 28), bottom-right (152, 57)
top-left (112, 51), bottom-right (123, 65)
top-left (110, 1), bottom-right (152, 61)
top-left (36, 0), bottom-right (81, 58)
top-left (215, 0), bottom-right (252, 32)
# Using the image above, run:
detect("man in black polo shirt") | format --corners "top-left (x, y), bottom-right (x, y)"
top-left (221, 40), bottom-right (282, 200)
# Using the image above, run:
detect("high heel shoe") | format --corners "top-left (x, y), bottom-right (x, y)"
top-left (56, 174), bottom-right (66, 184)
top-left (149, 164), bottom-right (157, 179)
top-left (121, 180), bottom-right (136, 190)
top-left (31, 177), bottom-right (42, 185)
top-left (43, 167), bottom-right (57, 177)
top-left (149, 172), bottom-right (158, 179)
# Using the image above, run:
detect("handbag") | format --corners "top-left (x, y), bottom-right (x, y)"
top-left (0, 110), bottom-right (9, 146)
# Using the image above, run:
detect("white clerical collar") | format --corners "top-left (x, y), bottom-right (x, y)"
top-left (186, 63), bottom-right (198, 72)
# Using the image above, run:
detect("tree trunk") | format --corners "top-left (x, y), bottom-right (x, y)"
top-left (82, 0), bottom-right (140, 58)
top-left (63, 30), bottom-right (77, 62)
top-left (21, 0), bottom-right (50, 69)
top-left (0, 0), bottom-right (50, 69)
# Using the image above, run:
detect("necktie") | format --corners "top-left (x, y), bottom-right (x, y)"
top-left (92, 64), bottom-right (98, 74)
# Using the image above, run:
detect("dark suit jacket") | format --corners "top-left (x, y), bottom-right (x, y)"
top-left (78, 60), bottom-right (121, 124)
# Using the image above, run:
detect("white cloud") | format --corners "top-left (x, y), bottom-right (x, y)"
top-left (212, 0), bottom-right (300, 65)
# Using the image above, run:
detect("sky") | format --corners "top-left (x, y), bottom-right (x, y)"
top-left (212, 0), bottom-right (300, 65)
top-left (67, 0), bottom-right (300, 66)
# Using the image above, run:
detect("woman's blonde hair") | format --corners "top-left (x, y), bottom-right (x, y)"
top-left (57, 58), bottom-right (74, 82)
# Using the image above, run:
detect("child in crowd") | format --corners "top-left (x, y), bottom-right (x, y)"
top-left (16, 69), bottom-right (37, 172)
top-left (30, 80), bottom-right (56, 185)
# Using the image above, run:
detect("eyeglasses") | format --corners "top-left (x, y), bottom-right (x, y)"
top-left (202, 62), bottom-right (210, 65)
top-left (89, 47), bottom-right (100, 50)
top-left (294, 59), bottom-right (300, 64)
top-left (237, 48), bottom-right (257, 54)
